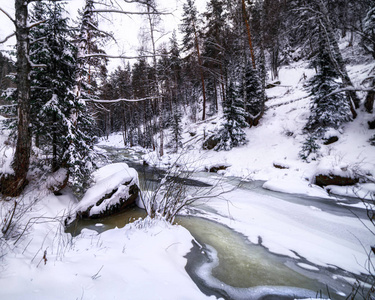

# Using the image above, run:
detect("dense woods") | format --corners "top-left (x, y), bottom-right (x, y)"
top-left (0, 0), bottom-right (374, 196)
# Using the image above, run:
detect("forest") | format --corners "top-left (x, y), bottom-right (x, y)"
top-left (0, 0), bottom-right (374, 197)
top-left (0, 0), bottom-right (374, 299)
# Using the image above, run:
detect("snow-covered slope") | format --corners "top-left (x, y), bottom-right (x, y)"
top-left (117, 58), bottom-right (375, 199)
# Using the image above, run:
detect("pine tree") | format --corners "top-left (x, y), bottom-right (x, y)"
top-left (242, 63), bottom-right (265, 127)
top-left (301, 36), bottom-right (352, 160)
top-left (30, 1), bottom-right (95, 193)
top-left (203, 0), bottom-right (227, 114)
top-left (180, 0), bottom-right (207, 120)
top-left (290, 0), bottom-right (360, 115)
top-left (75, 0), bottom-right (108, 100)
top-left (362, 3), bottom-right (375, 113)
top-left (169, 108), bottom-right (183, 153)
top-left (215, 81), bottom-right (247, 151)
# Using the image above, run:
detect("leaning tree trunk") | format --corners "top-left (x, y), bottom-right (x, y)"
top-left (317, 0), bottom-right (360, 117)
top-left (1, 0), bottom-right (31, 197)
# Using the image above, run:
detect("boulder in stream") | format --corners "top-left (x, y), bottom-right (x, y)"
top-left (68, 163), bottom-right (139, 222)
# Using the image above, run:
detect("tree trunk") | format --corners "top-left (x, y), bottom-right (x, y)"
top-left (241, 0), bottom-right (256, 69)
top-left (194, 27), bottom-right (207, 121)
top-left (364, 78), bottom-right (375, 113)
top-left (1, 0), bottom-right (31, 197)
top-left (146, 3), bottom-right (164, 157)
top-left (317, 0), bottom-right (360, 115)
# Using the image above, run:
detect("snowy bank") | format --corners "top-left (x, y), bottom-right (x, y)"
top-left (0, 192), bottom-right (211, 300)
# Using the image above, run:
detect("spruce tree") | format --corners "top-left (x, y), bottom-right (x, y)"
top-left (300, 36), bottom-right (351, 160)
top-left (242, 63), bottom-right (265, 127)
top-left (203, 0), bottom-right (227, 114)
top-left (30, 1), bottom-right (95, 192)
top-left (76, 0), bottom-right (108, 100)
top-left (215, 81), bottom-right (247, 151)
top-left (180, 0), bottom-right (207, 120)
top-left (169, 108), bottom-right (183, 153)
top-left (362, 3), bottom-right (375, 113)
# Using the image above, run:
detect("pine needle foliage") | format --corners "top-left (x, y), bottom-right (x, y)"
top-left (215, 81), bottom-right (247, 151)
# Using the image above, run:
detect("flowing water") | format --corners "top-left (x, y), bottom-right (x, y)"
top-left (67, 146), bottom-right (368, 299)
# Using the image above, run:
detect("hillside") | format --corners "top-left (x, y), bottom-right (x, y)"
top-left (100, 50), bottom-right (375, 201)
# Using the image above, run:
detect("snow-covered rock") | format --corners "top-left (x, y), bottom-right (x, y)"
top-left (68, 163), bottom-right (139, 221)
top-left (313, 156), bottom-right (361, 187)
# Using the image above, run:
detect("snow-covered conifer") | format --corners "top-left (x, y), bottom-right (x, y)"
top-left (242, 63), bottom-right (265, 127)
top-left (30, 1), bottom-right (95, 192)
top-left (215, 81), bottom-right (247, 151)
top-left (169, 108), bottom-right (183, 153)
top-left (301, 36), bottom-right (351, 160)
top-left (304, 39), bottom-right (352, 137)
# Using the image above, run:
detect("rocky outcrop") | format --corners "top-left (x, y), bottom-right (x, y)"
top-left (66, 163), bottom-right (139, 223)
top-left (273, 162), bottom-right (290, 169)
top-left (205, 164), bottom-right (230, 173)
top-left (75, 181), bottom-right (139, 219)
top-left (323, 136), bottom-right (339, 145)
top-left (314, 174), bottom-right (359, 187)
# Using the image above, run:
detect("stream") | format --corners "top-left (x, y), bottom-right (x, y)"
top-left (67, 146), bottom-right (371, 299)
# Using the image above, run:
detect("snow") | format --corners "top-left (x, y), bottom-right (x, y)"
top-left (1, 38), bottom-right (374, 299)
top-left (85, 57), bottom-right (375, 296)
top-left (72, 163), bottom-right (139, 218)
top-left (262, 177), bottom-right (331, 198)
top-left (327, 183), bottom-right (375, 200)
top-left (0, 193), bottom-right (210, 299)
top-left (297, 263), bottom-right (320, 271)
top-left (0, 144), bottom-right (15, 175)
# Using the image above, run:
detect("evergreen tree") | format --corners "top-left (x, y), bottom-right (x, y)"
top-left (362, 2), bottom-right (375, 59)
top-left (30, 1), bottom-right (95, 192)
top-left (305, 41), bottom-right (352, 136)
top-left (203, 0), bottom-right (227, 114)
top-left (169, 108), bottom-right (183, 153)
top-left (75, 0), bottom-right (108, 100)
top-left (215, 81), bottom-right (247, 151)
top-left (290, 0), bottom-right (360, 115)
top-left (301, 36), bottom-right (352, 160)
top-left (180, 0), bottom-right (207, 120)
top-left (362, 2), bottom-right (375, 113)
top-left (242, 63), bottom-right (265, 127)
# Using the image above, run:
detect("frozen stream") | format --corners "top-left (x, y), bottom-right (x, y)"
top-left (70, 146), bottom-right (372, 299)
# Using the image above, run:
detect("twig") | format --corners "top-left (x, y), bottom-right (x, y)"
top-left (91, 265), bottom-right (104, 280)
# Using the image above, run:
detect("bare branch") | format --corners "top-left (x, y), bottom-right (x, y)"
top-left (92, 9), bottom-right (170, 15)
top-left (0, 32), bottom-right (16, 44)
top-left (84, 96), bottom-right (157, 103)
top-left (321, 87), bottom-right (375, 100)
top-left (79, 53), bottom-right (167, 59)
top-left (27, 19), bottom-right (47, 30)
top-left (0, 8), bottom-right (15, 24)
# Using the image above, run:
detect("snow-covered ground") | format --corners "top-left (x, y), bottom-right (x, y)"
top-left (1, 57), bottom-right (374, 299)
top-left (0, 191), bottom-right (211, 300)
top-left (100, 60), bottom-right (375, 201)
